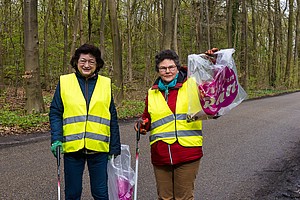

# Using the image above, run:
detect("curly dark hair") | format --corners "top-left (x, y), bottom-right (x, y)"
top-left (155, 49), bottom-right (181, 72)
top-left (70, 44), bottom-right (104, 74)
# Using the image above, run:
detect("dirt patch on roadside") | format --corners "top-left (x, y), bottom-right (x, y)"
top-left (254, 142), bottom-right (300, 200)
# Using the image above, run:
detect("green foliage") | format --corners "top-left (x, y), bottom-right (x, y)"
top-left (4, 65), bottom-right (23, 85)
top-left (117, 100), bottom-right (144, 119)
top-left (247, 89), bottom-right (300, 99)
top-left (43, 95), bottom-right (53, 106)
top-left (0, 109), bottom-right (48, 129)
top-left (0, 92), bottom-right (145, 131)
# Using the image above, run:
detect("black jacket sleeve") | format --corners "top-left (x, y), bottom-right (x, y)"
top-left (109, 96), bottom-right (121, 155)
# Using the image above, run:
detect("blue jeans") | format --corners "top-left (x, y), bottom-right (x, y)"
top-left (64, 151), bottom-right (108, 200)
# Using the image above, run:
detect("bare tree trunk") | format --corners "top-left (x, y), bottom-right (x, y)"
top-left (144, 10), bottom-right (151, 87)
top-left (0, 35), bottom-right (4, 94)
top-left (88, 0), bottom-right (92, 42)
top-left (194, 0), bottom-right (203, 52)
top-left (23, 0), bottom-right (45, 114)
top-left (232, 0), bottom-right (240, 49)
top-left (267, 0), bottom-right (273, 85)
top-left (63, 0), bottom-right (69, 74)
top-left (0, 1), bottom-right (6, 95)
top-left (5, 1), bottom-right (21, 96)
top-left (162, 0), bottom-right (173, 50)
top-left (278, 3), bottom-right (284, 81)
top-left (43, 0), bottom-right (53, 90)
top-left (248, 0), bottom-right (259, 83)
top-left (79, 0), bottom-right (84, 45)
top-left (296, 0), bottom-right (300, 86)
top-left (126, 0), bottom-right (133, 82)
top-left (70, 0), bottom-right (80, 72)
top-left (239, 0), bottom-right (248, 90)
top-left (284, 0), bottom-right (294, 86)
top-left (250, 0), bottom-right (258, 80)
top-left (205, 0), bottom-right (211, 49)
top-left (226, 0), bottom-right (233, 47)
top-left (99, 0), bottom-right (106, 60)
top-left (108, 0), bottom-right (123, 104)
top-left (172, 0), bottom-right (178, 52)
top-left (157, 0), bottom-right (163, 47)
top-left (271, 0), bottom-right (280, 87)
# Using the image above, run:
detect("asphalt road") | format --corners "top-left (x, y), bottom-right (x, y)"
top-left (0, 92), bottom-right (299, 200)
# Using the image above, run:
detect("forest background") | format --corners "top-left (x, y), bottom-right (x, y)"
top-left (0, 0), bottom-right (299, 135)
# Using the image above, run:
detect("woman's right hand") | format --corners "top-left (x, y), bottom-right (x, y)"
top-left (134, 118), bottom-right (149, 135)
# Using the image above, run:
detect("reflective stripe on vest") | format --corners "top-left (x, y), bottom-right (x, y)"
top-left (60, 73), bottom-right (111, 153)
top-left (148, 79), bottom-right (203, 146)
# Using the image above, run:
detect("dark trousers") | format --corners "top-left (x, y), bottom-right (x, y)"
top-left (64, 151), bottom-right (108, 200)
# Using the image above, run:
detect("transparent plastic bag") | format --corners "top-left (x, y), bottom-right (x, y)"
top-left (107, 144), bottom-right (135, 200)
top-left (187, 48), bottom-right (247, 121)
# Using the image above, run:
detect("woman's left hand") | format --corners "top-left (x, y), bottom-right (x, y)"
top-left (204, 48), bottom-right (219, 64)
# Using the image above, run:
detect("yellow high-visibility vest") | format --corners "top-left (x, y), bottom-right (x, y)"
top-left (148, 78), bottom-right (203, 146)
top-left (60, 73), bottom-right (111, 153)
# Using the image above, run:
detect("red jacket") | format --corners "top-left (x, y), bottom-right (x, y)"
top-left (141, 67), bottom-right (203, 166)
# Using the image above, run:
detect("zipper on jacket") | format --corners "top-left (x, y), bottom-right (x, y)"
top-left (84, 78), bottom-right (89, 145)
top-left (168, 144), bottom-right (173, 165)
top-left (168, 112), bottom-right (178, 165)
top-left (165, 91), bottom-right (176, 166)
top-left (174, 113), bottom-right (178, 138)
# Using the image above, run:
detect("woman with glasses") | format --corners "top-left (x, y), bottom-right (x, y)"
top-left (135, 49), bottom-right (217, 200)
top-left (49, 43), bottom-right (121, 200)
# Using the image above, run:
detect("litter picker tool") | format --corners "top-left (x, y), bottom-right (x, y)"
top-left (134, 120), bottom-right (141, 200)
top-left (56, 146), bottom-right (61, 200)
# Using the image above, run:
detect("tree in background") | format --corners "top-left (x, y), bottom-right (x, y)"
top-left (63, 0), bottom-right (69, 74)
top-left (70, 0), bottom-right (81, 72)
top-left (23, 0), bottom-right (45, 114)
top-left (0, 39), bottom-right (3, 94)
top-left (270, 0), bottom-right (280, 87)
top-left (193, 0), bottom-right (204, 53)
top-left (99, 0), bottom-right (106, 61)
top-left (239, 0), bottom-right (248, 90)
top-left (297, 0), bottom-right (300, 86)
top-left (162, 0), bottom-right (173, 49)
top-left (284, 0), bottom-right (294, 86)
top-left (108, 0), bottom-right (123, 104)
top-left (42, 0), bottom-right (53, 90)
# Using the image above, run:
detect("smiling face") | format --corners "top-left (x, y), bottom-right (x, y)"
top-left (77, 53), bottom-right (97, 78)
top-left (157, 59), bottom-right (179, 83)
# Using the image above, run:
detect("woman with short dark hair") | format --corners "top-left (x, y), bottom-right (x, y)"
top-left (135, 49), bottom-right (203, 200)
top-left (50, 43), bottom-right (121, 200)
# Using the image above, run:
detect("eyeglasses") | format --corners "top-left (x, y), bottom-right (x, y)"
top-left (158, 65), bottom-right (177, 72)
top-left (78, 58), bottom-right (96, 66)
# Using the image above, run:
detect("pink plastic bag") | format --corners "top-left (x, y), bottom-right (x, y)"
top-left (187, 49), bottom-right (247, 121)
top-left (107, 144), bottom-right (135, 200)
